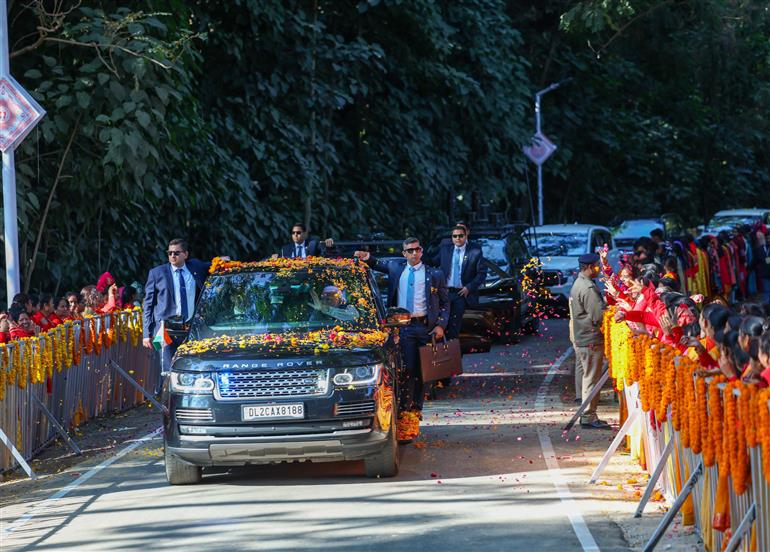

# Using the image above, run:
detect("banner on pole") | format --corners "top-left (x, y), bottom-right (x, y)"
top-left (0, 74), bottom-right (45, 152)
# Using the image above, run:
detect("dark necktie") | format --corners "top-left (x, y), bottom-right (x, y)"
top-left (177, 268), bottom-right (189, 320)
top-left (295, 244), bottom-right (301, 258)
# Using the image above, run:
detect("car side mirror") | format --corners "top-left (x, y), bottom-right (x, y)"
top-left (384, 307), bottom-right (411, 327)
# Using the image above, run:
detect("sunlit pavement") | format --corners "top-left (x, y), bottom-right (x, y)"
top-left (0, 321), bottom-right (701, 551)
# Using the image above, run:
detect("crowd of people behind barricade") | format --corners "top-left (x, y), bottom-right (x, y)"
top-left (603, 223), bottom-right (770, 389)
top-left (0, 272), bottom-right (142, 344)
top-left (639, 223), bottom-right (769, 304)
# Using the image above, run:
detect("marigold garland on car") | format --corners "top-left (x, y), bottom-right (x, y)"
top-left (177, 327), bottom-right (389, 357)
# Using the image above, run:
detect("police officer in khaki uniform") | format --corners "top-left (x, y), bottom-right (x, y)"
top-left (569, 252), bottom-right (610, 429)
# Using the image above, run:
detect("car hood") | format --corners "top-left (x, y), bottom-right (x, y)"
top-left (173, 347), bottom-right (385, 372)
top-left (539, 256), bottom-right (579, 272)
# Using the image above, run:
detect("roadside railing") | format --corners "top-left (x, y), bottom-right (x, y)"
top-left (0, 309), bottom-right (158, 474)
top-left (591, 309), bottom-right (770, 552)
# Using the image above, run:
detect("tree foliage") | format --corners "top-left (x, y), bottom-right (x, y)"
top-left (3, 0), bottom-right (769, 301)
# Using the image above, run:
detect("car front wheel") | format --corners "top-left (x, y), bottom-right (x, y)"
top-left (364, 405), bottom-right (400, 478)
top-left (164, 439), bottom-right (202, 485)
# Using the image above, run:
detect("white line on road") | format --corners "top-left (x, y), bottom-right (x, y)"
top-left (535, 347), bottom-right (601, 552)
top-left (1, 426), bottom-right (163, 539)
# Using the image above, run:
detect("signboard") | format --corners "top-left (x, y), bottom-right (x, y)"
top-left (522, 131), bottom-right (557, 166)
top-left (0, 75), bottom-right (45, 152)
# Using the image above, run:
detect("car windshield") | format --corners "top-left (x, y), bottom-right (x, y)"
top-left (707, 215), bottom-right (760, 231)
top-left (526, 232), bottom-right (586, 257)
top-left (613, 220), bottom-right (661, 239)
top-left (476, 238), bottom-right (507, 267)
top-left (189, 268), bottom-right (378, 339)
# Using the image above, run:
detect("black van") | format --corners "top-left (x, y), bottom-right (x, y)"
top-left (162, 258), bottom-right (406, 484)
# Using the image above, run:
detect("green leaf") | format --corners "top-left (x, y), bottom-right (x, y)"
top-left (136, 111), bottom-right (151, 128)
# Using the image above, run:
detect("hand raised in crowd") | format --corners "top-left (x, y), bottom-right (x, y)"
top-left (659, 312), bottom-right (675, 336)
top-left (680, 335), bottom-right (705, 353)
top-left (353, 251), bottom-right (371, 261)
top-left (0, 318), bottom-right (9, 333)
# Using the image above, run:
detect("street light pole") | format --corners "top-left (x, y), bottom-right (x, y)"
top-left (0, 0), bottom-right (20, 306)
top-left (534, 78), bottom-right (570, 226)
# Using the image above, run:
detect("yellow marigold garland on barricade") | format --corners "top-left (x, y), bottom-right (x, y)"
top-left (0, 308), bottom-right (143, 399)
top-left (602, 311), bottom-right (765, 505)
top-left (178, 327), bottom-right (389, 357)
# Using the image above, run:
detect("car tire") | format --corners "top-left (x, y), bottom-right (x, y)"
top-left (364, 405), bottom-right (399, 478)
top-left (164, 440), bottom-right (202, 485)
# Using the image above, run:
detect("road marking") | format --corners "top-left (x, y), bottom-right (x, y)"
top-left (1, 426), bottom-right (163, 539)
top-left (535, 347), bottom-right (601, 552)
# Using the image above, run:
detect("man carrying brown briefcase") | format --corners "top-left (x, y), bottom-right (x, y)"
top-left (354, 237), bottom-right (449, 415)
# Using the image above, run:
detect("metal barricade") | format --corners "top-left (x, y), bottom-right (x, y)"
top-left (0, 311), bottom-right (158, 473)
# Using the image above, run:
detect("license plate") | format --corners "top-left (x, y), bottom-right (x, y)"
top-left (242, 403), bottom-right (304, 421)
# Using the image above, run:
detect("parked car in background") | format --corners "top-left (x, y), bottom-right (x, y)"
top-left (699, 208), bottom-right (770, 237)
top-left (612, 214), bottom-right (685, 249)
top-left (523, 224), bottom-right (615, 306)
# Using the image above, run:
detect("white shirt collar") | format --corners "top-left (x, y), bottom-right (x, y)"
top-left (407, 262), bottom-right (423, 271)
top-left (170, 263), bottom-right (188, 272)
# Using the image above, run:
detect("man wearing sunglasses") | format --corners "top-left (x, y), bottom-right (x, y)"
top-left (354, 238), bottom-right (449, 414)
top-left (278, 223), bottom-right (335, 258)
top-left (142, 238), bottom-right (212, 393)
top-left (426, 223), bottom-right (487, 340)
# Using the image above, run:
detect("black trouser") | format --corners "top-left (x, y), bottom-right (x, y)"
top-left (446, 289), bottom-right (467, 340)
top-left (399, 321), bottom-right (431, 411)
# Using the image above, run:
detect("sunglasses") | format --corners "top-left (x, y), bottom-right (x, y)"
top-left (292, 231), bottom-right (303, 235)
top-left (452, 234), bottom-right (466, 238)
top-left (167, 250), bottom-right (185, 257)
top-left (404, 247), bottom-right (422, 254)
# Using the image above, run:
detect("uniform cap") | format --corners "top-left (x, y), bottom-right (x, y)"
top-left (578, 253), bottom-right (600, 265)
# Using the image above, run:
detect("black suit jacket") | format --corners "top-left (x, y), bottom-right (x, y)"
top-left (366, 257), bottom-right (449, 330)
top-left (427, 243), bottom-right (487, 305)
top-left (142, 258), bottom-right (210, 338)
top-left (280, 239), bottom-right (326, 258)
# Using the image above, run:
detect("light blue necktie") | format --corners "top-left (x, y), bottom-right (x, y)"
top-left (406, 267), bottom-right (416, 312)
top-left (453, 248), bottom-right (462, 288)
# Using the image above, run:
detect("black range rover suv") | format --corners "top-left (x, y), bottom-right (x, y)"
top-left (162, 258), bottom-right (405, 484)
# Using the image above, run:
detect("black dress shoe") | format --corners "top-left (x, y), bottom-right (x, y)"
top-left (580, 419), bottom-right (611, 429)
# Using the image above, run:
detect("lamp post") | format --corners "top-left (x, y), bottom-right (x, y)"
top-left (532, 78), bottom-right (570, 226)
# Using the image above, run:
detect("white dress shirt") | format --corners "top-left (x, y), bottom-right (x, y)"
top-left (294, 242), bottom-right (307, 258)
top-left (171, 263), bottom-right (196, 321)
top-left (449, 244), bottom-right (466, 288)
top-left (398, 262), bottom-right (427, 317)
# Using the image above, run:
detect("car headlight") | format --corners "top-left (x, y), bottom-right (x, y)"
top-left (170, 372), bottom-right (215, 394)
top-left (332, 364), bottom-right (382, 387)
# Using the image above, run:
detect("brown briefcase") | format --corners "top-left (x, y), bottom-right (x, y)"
top-left (420, 337), bottom-right (463, 383)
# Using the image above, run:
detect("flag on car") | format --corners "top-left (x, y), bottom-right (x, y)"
top-left (152, 321), bottom-right (172, 350)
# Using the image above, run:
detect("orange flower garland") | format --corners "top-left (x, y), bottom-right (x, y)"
top-left (178, 327), bottom-right (389, 357)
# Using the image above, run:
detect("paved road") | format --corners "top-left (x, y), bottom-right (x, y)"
top-left (2, 321), bottom-right (639, 551)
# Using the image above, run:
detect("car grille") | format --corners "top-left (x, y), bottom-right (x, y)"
top-left (215, 369), bottom-right (329, 400)
top-left (542, 270), bottom-right (566, 286)
top-left (175, 408), bottom-right (214, 422)
top-left (334, 400), bottom-right (376, 416)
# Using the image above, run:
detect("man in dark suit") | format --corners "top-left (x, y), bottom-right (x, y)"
top-left (354, 238), bottom-right (449, 413)
top-left (427, 223), bottom-right (487, 340)
top-left (279, 223), bottom-right (334, 258)
top-left (142, 238), bottom-right (211, 392)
